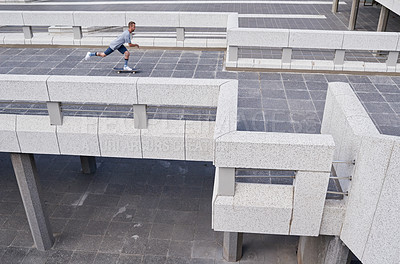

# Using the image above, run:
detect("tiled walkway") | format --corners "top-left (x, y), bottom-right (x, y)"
top-left (0, 47), bottom-right (399, 137)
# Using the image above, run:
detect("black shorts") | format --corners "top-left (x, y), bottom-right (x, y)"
top-left (104, 45), bottom-right (128, 56)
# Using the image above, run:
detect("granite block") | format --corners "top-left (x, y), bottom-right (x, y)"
top-left (0, 74), bottom-right (49, 101)
top-left (0, 114), bottom-right (20, 153)
top-left (185, 120), bottom-right (215, 161)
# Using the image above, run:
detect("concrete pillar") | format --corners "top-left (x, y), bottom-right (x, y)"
top-left (176, 27), bottom-right (185, 41)
top-left (332, 0), bottom-right (339, 13)
top-left (348, 0), bottom-right (360, 30)
top-left (11, 153), bottom-right (54, 251)
top-left (297, 236), bottom-right (351, 264)
top-left (133, 104), bottom-right (148, 129)
top-left (216, 167), bottom-right (235, 196)
top-left (377, 5), bottom-right (390, 32)
top-left (228, 46), bottom-right (238, 62)
top-left (73, 26), bottom-right (83, 39)
top-left (46, 102), bottom-right (63, 126)
top-left (80, 156), bottom-right (96, 174)
top-left (223, 232), bottom-right (243, 262)
top-left (23, 26), bottom-right (33, 39)
top-left (282, 48), bottom-right (292, 69)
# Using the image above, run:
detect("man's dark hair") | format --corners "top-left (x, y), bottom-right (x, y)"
top-left (128, 21), bottom-right (136, 27)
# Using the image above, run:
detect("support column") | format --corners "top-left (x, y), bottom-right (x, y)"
top-left (297, 236), bottom-right (351, 264)
top-left (377, 5), bottom-right (390, 32)
top-left (176, 27), bottom-right (185, 41)
top-left (133, 104), bottom-right (148, 129)
top-left (348, 0), bottom-right (360, 30)
top-left (73, 26), bottom-right (83, 39)
top-left (80, 156), bottom-right (96, 174)
top-left (11, 153), bottom-right (54, 251)
top-left (332, 0), bottom-right (339, 13)
top-left (23, 26), bottom-right (33, 39)
top-left (223, 232), bottom-right (243, 262)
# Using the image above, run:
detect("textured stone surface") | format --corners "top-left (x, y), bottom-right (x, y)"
top-left (126, 12), bottom-right (180, 27)
top-left (56, 116), bottom-right (100, 156)
top-left (73, 11), bottom-right (125, 27)
top-left (340, 135), bottom-right (394, 261)
top-left (0, 11), bottom-right (23, 25)
top-left (141, 119), bottom-right (185, 160)
top-left (290, 171), bottom-right (330, 236)
top-left (213, 183), bottom-right (293, 235)
top-left (0, 114), bottom-right (20, 153)
top-left (22, 11), bottom-right (73, 26)
top-left (320, 200), bottom-right (346, 236)
top-left (342, 31), bottom-right (399, 51)
top-left (215, 131), bottom-right (335, 172)
top-left (289, 30), bottom-right (344, 50)
top-left (47, 75), bottom-right (138, 105)
top-left (362, 137), bottom-right (400, 264)
top-left (98, 118), bottom-right (141, 158)
top-left (16, 115), bottom-right (60, 155)
top-left (214, 80), bottom-right (238, 139)
top-left (0, 74), bottom-right (49, 101)
top-left (185, 120), bottom-right (214, 161)
top-left (228, 28), bottom-right (289, 48)
top-left (137, 78), bottom-right (224, 107)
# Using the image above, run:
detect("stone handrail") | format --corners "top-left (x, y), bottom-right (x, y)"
top-left (226, 28), bottom-right (400, 73)
top-left (0, 75), bottom-right (235, 162)
top-left (0, 11), bottom-right (238, 48)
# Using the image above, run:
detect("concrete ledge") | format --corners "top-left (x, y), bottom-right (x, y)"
top-left (98, 118), bottom-right (141, 159)
top-left (47, 75), bottom-right (139, 104)
top-left (0, 11), bottom-right (24, 25)
top-left (228, 28), bottom-right (289, 47)
top-left (289, 30), bottom-right (344, 50)
top-left (215, 131), bottom-right (335, 172)
top-left (73, 11), bottom-right (126, 27)
top-left (213, 183), bottom-right (293, 235)
top-left (214, 80), bottom-right (238, 140)
top-left (126, 12), bottom-right (180, 27)
top-left (56, 116), bottom-right (100, 156)
top-left (320, 200), bottom-right (346, 236)
top-left (141, 119), bottom-right (185, 160)
top-left (0, 114), bottom-right (20, 153)
top-left (16, 115), bottom-right (60, 155)
top-left (185, 120), bottom-right (215, 161)
top-left (137, 78), bottom-right (225, 107)
top-left (0, 75), bottom-right (49, 101)
top-left (22, 11), bottom-right (74, 26)
top-left (342, 31), bottom-right (399, 51)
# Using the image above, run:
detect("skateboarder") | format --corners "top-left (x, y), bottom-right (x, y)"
top-left (84, 21), bottom-right (139, 71)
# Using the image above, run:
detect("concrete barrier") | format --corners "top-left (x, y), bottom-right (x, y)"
top-left (227, 28), bottom-right (400, 73)
top-left (0, 11), bottom-right (234, 48)
top-left (321, 82), bottom-right (400, 264)
top-left (0, 75), bottom-right (233, 162)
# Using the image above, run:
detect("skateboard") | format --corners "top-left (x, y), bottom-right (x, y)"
top-left (113, 67), bottom-right (138, 74)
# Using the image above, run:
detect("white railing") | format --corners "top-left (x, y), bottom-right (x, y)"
top-left (321, 82), bottom-right (400, 264)
top-left (0, 74), bottom-right (234, 161)
top-left (0, 11), bottom-right (238, 48)
top-left (226, 28), bottom-right (400, 73)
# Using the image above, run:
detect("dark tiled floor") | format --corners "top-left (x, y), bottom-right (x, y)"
top-left (0, 152), bottom-right (299, 264)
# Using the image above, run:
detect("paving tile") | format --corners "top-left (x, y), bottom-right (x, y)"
top-left (287, 99), bottom-right (315, 111)
top-left (69, 252), bottom-right (96, 264)
top-left (99, 235), bottom-right (125, 254)
top-left (0, 229), bottom-right (17, 246)
top-left (145, 238), bottom-right (170, 256)
top-left (0, 247), bottom-right (29, 264)
top-left (93, 253), bottom-right (119, 264)
top-left (21, 249), bottom-right (48, 264)
top-left (45, 249), bottom-right (73, 264)
top-left (283, 81), bottom-right (307, 90)
top-left (192, 240), bottom-right (217, 259)
top-left (356, 92), bottom-right (386, 103)
top-left (172, 71), bottom-right (194, 78)
top-left (150, 223), bottom-right (174, 239)
top-left (117, 254), bottom-right (143, 264)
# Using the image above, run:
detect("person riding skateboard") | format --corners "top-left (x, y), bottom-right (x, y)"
top-left (84, 21), bottom-right (139, 71)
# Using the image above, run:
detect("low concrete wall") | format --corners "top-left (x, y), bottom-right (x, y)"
top-left (0, 11), bottom-right (234, 48)
top-left (321, 82), bottom-right (400, 264)
top-left (226, 28), bottom-right (400, 73)
top-left (0, 75), bottom-right (234, 162)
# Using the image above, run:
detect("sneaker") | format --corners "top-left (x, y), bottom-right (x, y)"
top-left (84, 52), bottom-right (91, 60)
top-left (123, 65), bottom-right (133, 71)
